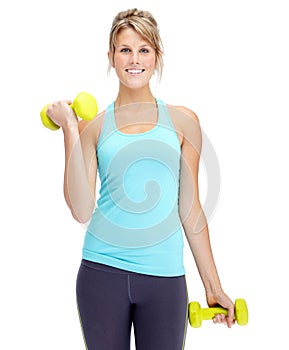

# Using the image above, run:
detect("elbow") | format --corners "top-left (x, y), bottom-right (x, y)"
top-left (179, 208), bottom-right (208, 235)
top-left (68, 202), bottom-right (94, 224)
top-left (64, 193), bottom-right (94, 223)
top-left (71, 210), bottom-right (92, 224)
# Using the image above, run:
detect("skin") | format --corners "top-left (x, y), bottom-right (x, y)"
top-left (46, 27), bottom-right (235, 328)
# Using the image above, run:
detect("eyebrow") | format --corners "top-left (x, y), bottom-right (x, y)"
top-left (117, 44), bottom-right (152, 48)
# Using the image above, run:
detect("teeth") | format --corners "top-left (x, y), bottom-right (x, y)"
top-left (127, 69), bottom-right (143, 74)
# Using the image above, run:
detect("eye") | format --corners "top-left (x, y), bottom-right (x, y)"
top-left (140, 48), bottom-right (149, 54)
top-left (120, 48), bottom-right (130, 53)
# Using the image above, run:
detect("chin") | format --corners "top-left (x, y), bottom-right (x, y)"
top-left (117, 71), bottom-right (154, 90)
top-left (122, 81), bottom-right (150, 90)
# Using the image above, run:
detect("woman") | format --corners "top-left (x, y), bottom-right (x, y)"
top-left (47, 8), bottom-right (235, 350)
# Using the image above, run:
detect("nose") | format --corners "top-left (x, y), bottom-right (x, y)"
top-left (130, 50), bottom-right (140, 65)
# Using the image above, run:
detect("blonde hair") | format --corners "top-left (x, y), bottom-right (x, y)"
top-left (108, 8), bottom-right (164, 80)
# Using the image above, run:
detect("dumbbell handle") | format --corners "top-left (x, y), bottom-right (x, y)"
top-left (201, 306), bottom-right (229, 320)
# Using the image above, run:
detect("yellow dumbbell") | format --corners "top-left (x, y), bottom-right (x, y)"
top-left (189, 298), bottom-right (248, 328)
top-left (40, 92), bottom-right (98, 130)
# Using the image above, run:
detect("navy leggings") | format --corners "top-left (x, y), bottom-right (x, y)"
top-left (76, 259), bottom-right (188, 350)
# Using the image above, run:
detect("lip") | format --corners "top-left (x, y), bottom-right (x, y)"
top-left (125, 69), bottom-right (145, 75)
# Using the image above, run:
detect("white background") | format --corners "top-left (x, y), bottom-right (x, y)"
top-left (1, 0), bottom-right (288, 348)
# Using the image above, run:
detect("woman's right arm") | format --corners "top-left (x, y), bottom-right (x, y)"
top-left (46, 101), bottom-right (97, 223)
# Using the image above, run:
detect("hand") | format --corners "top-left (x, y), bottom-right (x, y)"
top-left (206, 290), bottom-right (236, 328)
top-left (46, 100), bottom-right (78, 130)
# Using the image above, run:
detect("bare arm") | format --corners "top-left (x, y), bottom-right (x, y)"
top-left (177, 106), bottom-right (235, 327)
top-left (47, 101), bottom-right (97, 223)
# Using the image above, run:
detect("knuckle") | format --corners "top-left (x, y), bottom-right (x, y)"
top-left (46, 105), bottom-right (53, 114)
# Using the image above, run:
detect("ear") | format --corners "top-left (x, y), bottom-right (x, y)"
top-left (107, 51), bottom-right (115, 68)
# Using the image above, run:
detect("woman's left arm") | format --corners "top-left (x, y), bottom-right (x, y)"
top-left (177, 106), bottom-right (235, 328)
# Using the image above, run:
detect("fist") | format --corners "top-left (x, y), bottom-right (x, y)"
top-left (46, 100), bottom-right (78, 129)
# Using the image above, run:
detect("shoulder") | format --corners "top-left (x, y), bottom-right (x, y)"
top-left (171, 105), bottom-right (200, 124)
top-left (165, 104), bottom-right (202, 151)
top-left (165, 103), bottom-right (200, 125)
top-left (78, 109), bottom-right (106, 132)
top-left (78, 109), bottom-right (106, 144)
top-left (165, 103), bottom-right (200, 136)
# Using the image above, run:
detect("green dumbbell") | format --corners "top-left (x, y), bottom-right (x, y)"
top-left (189, 298), bottom-right (248, 328)
top-left (40, 92), bottom-right (98, 130)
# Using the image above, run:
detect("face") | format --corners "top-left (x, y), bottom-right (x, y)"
top-left (110, 27), bottom-right (157, 89)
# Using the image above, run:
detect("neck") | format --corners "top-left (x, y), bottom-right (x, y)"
top-left (115, 83), bottom-right (155, 107)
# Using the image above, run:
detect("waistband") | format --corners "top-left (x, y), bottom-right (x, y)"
top-left (81, 259), bottom-right (185, 279)
top-left (81, 259), bottom-right (138, 275)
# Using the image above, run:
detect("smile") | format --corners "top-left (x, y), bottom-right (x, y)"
top-left (125, 69), bottom-right (145, 74)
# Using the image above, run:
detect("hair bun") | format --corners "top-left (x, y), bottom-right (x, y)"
top-left (112, 8), bottom-right (158, 27)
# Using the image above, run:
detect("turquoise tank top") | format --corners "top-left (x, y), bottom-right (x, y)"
top-left (82, 99), bottom-right (185, 276)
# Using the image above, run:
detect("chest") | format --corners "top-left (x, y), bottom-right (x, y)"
top-left (117, 122), bottom-right (157, 134)
top-left (116, 121), bottom-right (183, 145)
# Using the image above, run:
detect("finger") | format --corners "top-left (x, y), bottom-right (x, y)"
top-left (213, 314), bottom-right (224, 324)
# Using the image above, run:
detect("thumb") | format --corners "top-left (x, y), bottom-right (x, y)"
top-left (227, 302), bottom-right (236, 328)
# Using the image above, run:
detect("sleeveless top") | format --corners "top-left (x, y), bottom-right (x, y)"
top-left (82, 99), bottom-right (185, 277)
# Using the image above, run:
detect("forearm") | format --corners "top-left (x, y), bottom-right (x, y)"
top-left (183, 210), bottom-right (223, 296)
top-left (62, 125), bottom-right (95, 223)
